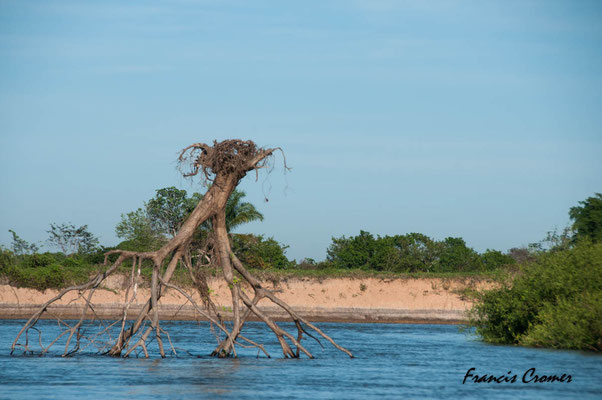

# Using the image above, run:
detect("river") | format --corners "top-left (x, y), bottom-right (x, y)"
top-left (0, 320), bottom-right (600, 399)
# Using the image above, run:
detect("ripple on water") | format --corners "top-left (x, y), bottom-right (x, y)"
top-left (0, 320), bottom-right (600, 399)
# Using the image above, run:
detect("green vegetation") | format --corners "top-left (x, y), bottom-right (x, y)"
top-left (4, 187), bottom-right (601, 352)
top-left (115, 186), bottom-right (200, 251)
top-left (8, 230), bottom-right (38, 255)
top-left (469, 194), bottom-right (602, 352)
top-left (224, 190), bottom-right (264, 231)
top-left (520, 291), bottom-right (602, 351)
top-left (115, 187), bottom-right (264, 252)
top-left (1, 224), bottom-right (103, 290)
top-left (231, 233), bottom-right (292, 270)
top-left (469, 242), bottom-right (602, 351)
top-left (146, 187), bottom-right (201, 237)
top-left (46, 223), bottom-right (100, 255)
top-left (0, 187), bottom-right (274, 290)
top-left (229, 267), bottom-right (500, 286)
top-left (0, 249), bottom-right (105, 290)
top-left (0, 186), bottom-right (526, 290)
top-left (569, 193), bottom-right (602, 243)
top-left (115, 208), bottom-right (166, 252)
top-left (325, 231), bottom-right (514, 273)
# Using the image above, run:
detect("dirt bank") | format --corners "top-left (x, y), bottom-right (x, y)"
top-left (0, 276), bottom-right (490, 323)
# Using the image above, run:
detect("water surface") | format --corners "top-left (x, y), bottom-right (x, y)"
top-left (0, 320), bottom-right (600, 399)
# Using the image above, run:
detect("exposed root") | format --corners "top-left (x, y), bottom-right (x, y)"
top-left (11, 139), bottom-right (351, 359)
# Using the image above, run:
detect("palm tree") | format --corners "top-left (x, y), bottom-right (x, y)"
top-left (224, 189), bottom-right (264, 231)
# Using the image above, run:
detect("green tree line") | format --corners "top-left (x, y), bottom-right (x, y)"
top-left (324, 231), bottom-right (515, 273)
top-left (2, 190), bottom-right (600, 352)
top-left (0, 187), bottom-right (289, 288)
top-left (2, 191), bottom-right (600, 296)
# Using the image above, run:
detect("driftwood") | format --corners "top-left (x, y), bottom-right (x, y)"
top-left (11, 140), bottom-right (352, 359)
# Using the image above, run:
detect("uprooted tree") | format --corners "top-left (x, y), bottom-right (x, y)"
top-left (11, 139), bottom-right (352, 359)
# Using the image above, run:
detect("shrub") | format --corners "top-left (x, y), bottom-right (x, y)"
top-left (569, 193), bottom-right (602, 243)
top-left (82, 247), bottom-right (111, 265)
top-left (6, 263), bottom-right (66, 290)
top-left (231, 234), bottom-right (292, 269)
top-left (0, 248), bottom-right (14, 272)
top-left (1, 251), bottom-right (99, 290)
top-left (480, 249), bottom-right (516, 270)
top-left (46, 223), bottom-right (99, 255)
top-left (508, 247), bottom-right (539, 264)
top-left (326, 231), bottom-right (490, 273)
top-left (521, 292), bottom-right (602, 351)
top-left (327, 230), bottom-right (375, 269)
top-left (437, 237), bottom-right (483, 272)
top-left (23, 253), bottom-right (54, 268)
top-left (469, 243), bottom-right (602, 351)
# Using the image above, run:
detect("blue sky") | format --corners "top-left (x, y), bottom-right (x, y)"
top-left (1, 0), bottom-right (601, 261)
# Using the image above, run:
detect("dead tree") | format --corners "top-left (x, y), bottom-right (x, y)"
top-left (11, 139), bottom-right (352, 359)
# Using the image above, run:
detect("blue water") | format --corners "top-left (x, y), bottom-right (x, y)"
top-left (0, 320), bottom-right (600, 399)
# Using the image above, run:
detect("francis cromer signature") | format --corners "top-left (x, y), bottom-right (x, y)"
top-left (463, 368), bottom-right (572, 384)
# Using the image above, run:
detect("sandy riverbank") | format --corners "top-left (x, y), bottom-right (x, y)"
top-left (0, 276), bottom-right (490, 323)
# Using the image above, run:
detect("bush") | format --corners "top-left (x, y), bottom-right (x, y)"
top-left (480, 249), bottom-right (516, 270)
top-left (23, 253), bottom-right (54, 268)
top-left (0, 248), bottom-right (14, 272)
top-left (437, 237), bottom-right (483, 272)
top-left (326, 231), bottom-right (492, 273)
top-left (327, 230), bottom-right (376, 270)
top-left (231, 234), bottom-right (292, 269)
top-left (569, 193), bottom-right (602, 243)
top-left (469, 243), bottom-right (602, 351)
top-left (521, 292), bottom-right (602, 351)
top-left (6, 264), bottom-right (66, 290)
top-left (508, 247), bottom-right (539, 264)
top-left (0, 251), bottom-right (100, 290)
top-left (371, 233), bottom-right (440, 272)
top-left (82, 247), bottom-right (112, 265)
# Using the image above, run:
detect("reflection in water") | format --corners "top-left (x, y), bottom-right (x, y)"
top-left (0, 320), bottom-right (600, 399)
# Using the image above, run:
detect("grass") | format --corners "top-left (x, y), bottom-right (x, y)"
top-left (0, 264), bottom-right (502, 291)
top-left (245, 267), bottom-right (502, 282)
